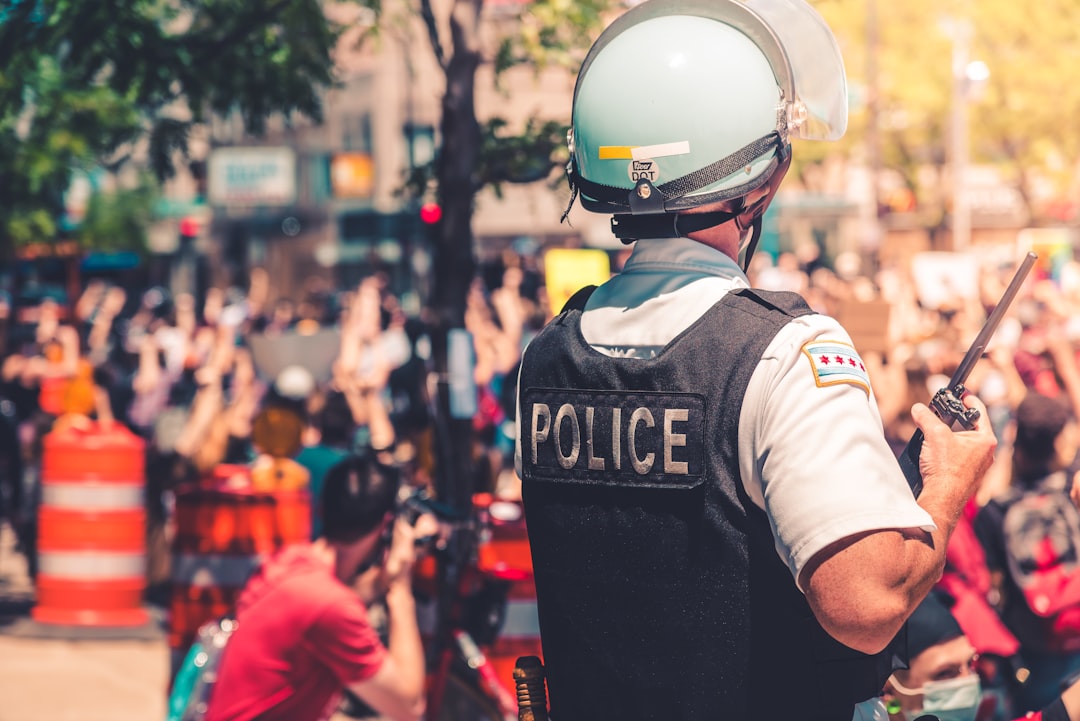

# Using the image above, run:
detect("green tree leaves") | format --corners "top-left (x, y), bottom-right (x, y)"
top-left (816, 0), bottom-right (1080, 220)
top-left (0, 0), bottom-right (343, 257)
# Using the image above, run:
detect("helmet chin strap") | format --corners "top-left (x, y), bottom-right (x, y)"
top-left (737, 149), bottom-right (791, 273)
top-left (608, 147), bottom-right (792, 264)
top-left (739, 215), bottom-right (765, 273)
top-left (611, 207), bottom-right (741, 244)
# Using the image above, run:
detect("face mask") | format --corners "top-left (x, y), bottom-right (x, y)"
top-left (890, 673), bottom-right (982, 721)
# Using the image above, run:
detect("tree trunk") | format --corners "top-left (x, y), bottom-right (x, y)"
top-left (424, 4), bottom-right (485, 690)
top-left (429, 0), bottom-right (483, 514)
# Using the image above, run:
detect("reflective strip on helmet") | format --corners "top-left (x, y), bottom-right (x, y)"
top-left (172, 553), bottom-right (263, 588)
top-left (500, 599), bottom-right (540, 639)
top-left (599, 146), bottom-right (635, 160)
top-left (42, 482), bottom-right (144, 511)
top-left (577, 132), bottom-right (783, 214)
top-left (599, 142), bottom-right (692, 161)
top-left (632, 142), bottom-right (690, 160)
top-left (38, 551), bottom-right (145, 580)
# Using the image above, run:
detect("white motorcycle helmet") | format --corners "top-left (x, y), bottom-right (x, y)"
top-left (564, 0), bottom-right (848, 269)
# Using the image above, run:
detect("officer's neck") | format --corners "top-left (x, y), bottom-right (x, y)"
top-left (683, 221), bottom-right (741, 262)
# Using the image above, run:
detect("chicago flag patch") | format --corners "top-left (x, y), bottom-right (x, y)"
top-left (801, 341), bottom-right (871, 396)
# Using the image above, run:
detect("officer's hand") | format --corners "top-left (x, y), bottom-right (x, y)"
top-left (911, 394), bottom-right (997, 506)
top-left (1070, 470), bottom-right (1080, 512)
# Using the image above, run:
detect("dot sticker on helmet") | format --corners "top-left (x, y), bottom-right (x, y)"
top-left (628, 159), bottom-right (660, 183)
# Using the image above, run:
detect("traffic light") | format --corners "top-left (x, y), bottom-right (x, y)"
top-left (179, 216), bottom-right (200, 240)
top-left (419, 202), bottom-right (442, 225)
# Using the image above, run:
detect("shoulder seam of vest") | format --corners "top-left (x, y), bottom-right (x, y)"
top-left (558, 285), bottom-right (598, 315)
top-left (731, 287), bottom-right (815, 318)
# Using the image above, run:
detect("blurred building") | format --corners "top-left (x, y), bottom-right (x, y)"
top-left (145, 1), bottom-right (610, 308)
top-left (145, 1), bottom-right (1049, 306)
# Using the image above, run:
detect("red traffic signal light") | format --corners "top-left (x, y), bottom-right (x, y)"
top-left (179, 216), bottom-right (201, 238)
top-left (419, 202), bottom-right (442, 225)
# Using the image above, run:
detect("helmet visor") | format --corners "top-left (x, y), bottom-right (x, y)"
top-left (743, 0), bottom-right (848, 140)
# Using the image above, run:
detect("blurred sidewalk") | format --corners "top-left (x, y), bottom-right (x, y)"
top-left (0, 522), bottom-right (169, 721)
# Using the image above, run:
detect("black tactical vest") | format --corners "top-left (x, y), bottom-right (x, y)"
top-left (518, 287), bottom-right (892, 721)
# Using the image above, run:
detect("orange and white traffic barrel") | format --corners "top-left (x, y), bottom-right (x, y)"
top-left (169, 464), bottom-right (311, 658)
top-left (33, 420), bottom-right (149, 626)
top-left (251, 456), bottom-right (312, 543)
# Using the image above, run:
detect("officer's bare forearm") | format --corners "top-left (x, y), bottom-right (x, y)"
top-left (802, 527), bottom-right (948, 654)
top-left (803, 448), bottom-right (985, 654)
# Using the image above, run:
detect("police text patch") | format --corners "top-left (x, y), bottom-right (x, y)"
top-left (519, 389), bottom-right (705, 488)
top-left (802, 341), bottom-right (870, 396)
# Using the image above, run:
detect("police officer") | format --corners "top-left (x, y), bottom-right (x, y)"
top-left (515, 1), bottom-right (999, 720)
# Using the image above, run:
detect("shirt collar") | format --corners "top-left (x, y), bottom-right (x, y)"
top-left (621, 237), bottom-right (748, 282)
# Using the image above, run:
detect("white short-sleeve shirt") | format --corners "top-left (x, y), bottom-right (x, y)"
top-left (516, 237), bottom-right (934, 587)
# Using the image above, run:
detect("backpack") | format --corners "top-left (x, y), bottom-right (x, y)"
top-left (166, 616), bottom-right (239, 721)
top-left (1001, 475), bottom-right (1080, 653)
top-left (939, 502), bottom-right (1020, 659)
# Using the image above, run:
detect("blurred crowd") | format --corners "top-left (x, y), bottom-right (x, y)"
top-left (3, 240), bottom-right (1080, 717)
top-left (0, 256), bottom-right (551, 591)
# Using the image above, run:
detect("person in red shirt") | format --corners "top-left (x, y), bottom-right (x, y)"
top-left (205, 453), bottom-right (426, 721)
